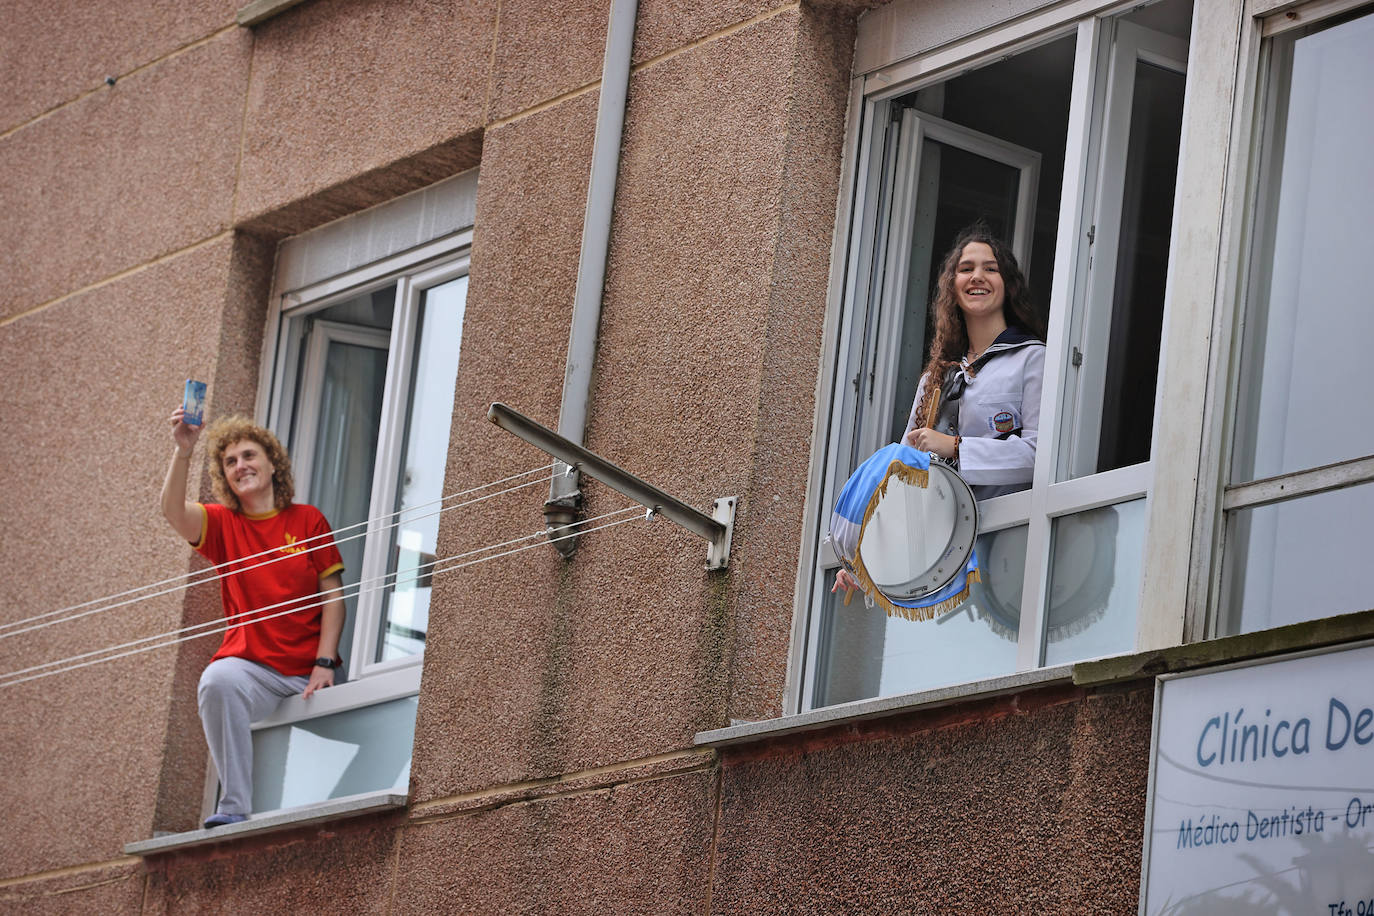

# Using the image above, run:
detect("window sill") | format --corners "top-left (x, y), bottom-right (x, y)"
top-left (694, 665), bottom-right (1076, 749)
top-left (697, 611), bottom-right (1374, 750)
top-left (1073, 607), bottom-right (1374, 686)
top-left (253, 663), bottom-right (420, 728)
top-left (123, 790), bottom-right (407, 856)
top-left (236, 0), bottom-right (308, 27)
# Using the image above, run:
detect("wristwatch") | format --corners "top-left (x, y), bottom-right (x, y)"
top-left (314, 657), bottom-right (338, 669)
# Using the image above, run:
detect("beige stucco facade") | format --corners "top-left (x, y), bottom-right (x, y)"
top-left (3, 0), bottom-right (1370, 912)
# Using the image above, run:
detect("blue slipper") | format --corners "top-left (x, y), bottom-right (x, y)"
top-left (203, 812), bottom-right (248, 829)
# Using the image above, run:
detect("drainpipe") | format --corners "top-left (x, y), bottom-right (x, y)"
top-left (544, 0), bottom-right (639, 556)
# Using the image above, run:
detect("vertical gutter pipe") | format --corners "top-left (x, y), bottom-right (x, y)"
top-left (544, 0), bottom-right (639, 554)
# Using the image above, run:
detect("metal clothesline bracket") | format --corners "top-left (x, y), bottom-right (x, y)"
top-left (487, 403), bottom-right (736, 570)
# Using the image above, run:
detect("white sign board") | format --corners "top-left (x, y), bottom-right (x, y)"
top-left (1141, 642), bottom-right (1374, 915)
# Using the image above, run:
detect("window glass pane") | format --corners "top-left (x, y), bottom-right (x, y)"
top-left (911, 33), bottom-right (1075, 321)
top-left (1091, 59), bottom-right (1185, 473)
top-left (378, 275), bottom-right (467, 662)
top-left (888, 142), bottom-right (1024, 442)
top-left (1222, 481), bottom-right (1374, 636)
top-left (813, 529), bottom-right (1024, 705)
top-left (250, 695), bottom-right (417, 812)
top-left (303, 337), bottom-right (389, 672)
top-left (316, 287), bottom-right (396, 330)
top-left (1060, 13), bottom-right (1189, 482)
top-left (1042, 499), bottom-right (1145, 665)
top-left (1231, 10), bottom-right (1374, 482)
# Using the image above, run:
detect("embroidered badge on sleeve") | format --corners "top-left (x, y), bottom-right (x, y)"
top-left (989, 409), bottom-right (1019, 434)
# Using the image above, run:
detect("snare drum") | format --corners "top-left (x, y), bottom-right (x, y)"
top-left (857, 456), bottom-right (979, 608)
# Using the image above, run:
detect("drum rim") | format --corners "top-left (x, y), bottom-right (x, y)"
top-left (858, 459), bottom-right (979, 602)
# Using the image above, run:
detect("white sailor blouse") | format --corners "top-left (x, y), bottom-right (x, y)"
top-left (903, 327), bottom-right (1046, 500)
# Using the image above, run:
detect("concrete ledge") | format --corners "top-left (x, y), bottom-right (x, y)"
top-left (694, 665), bottom-right (1075, 749)
top-left (123, 791), bottom-right (407, 856)
top-left (1073, 607), bottom-right (1374, 687)
top-left (237, 0), bottom-right (309, 28)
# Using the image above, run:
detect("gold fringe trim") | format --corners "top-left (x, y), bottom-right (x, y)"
top-left (847, 459), bottom-right (977, 622)
top-left (852, 462), bottom-right (926, 606)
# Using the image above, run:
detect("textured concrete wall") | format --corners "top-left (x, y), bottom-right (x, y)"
top-left (711, 683), bottom-right (1154, 914)
top-left (0, 0), bottom-right (1159, 911)
top-left (234, 0), bottom-right (495, 228)
top-left (140, 817), bottom-right (403, 912)
top-left (0, 0), bottom-right (241, 130)
top-left (397, 758), bottom-right (717, 913)
top-left (410, 0), bottom-right (854, 804)
top-left (0, 236), bottom-right (264, 875)
top-left (0, 860), bottom-right (146, 914)
top-left (0, 30), bottom-right (250, 321)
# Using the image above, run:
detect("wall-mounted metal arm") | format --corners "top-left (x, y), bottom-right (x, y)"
top-left (488, 402), bottom-right (736, 569)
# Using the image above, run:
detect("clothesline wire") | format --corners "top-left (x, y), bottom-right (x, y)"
top-left (0, 460), bottom-right (554, 634)
top-left (0, 506), bottom-right (646, 690)
top-left (0, 470), bottom-right (552, 643)
top-left (0, 462), bottom-right (558, 640)
top-left (0, 503), bottom-right (640, 683)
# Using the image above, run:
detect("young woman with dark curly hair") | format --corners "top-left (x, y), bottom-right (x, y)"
top-left (832, 225), bottom-right (1046, 599)
top-left (161, 407), bottom-right (345, 828)
top-left (902, 224), bottom-right (1046, 498)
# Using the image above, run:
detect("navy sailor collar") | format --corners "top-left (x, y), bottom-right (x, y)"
top-left (963, 325), bottom-right (1043, 374)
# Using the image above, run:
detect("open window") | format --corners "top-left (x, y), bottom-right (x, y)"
top-left (271, 263), bottom-right (468, 676)
top-left (801, 0), bottom-right (1193, 709)
top-left (222, 172), bottom-right (475, 814)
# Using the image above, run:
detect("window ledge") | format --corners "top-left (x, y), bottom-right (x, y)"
top-left (123, 790), bottom-right (407, 856)
top-left (236, 0), bottom-right (308, 27)
top-left (1073, 607), bottom-right (1374, 687)
top-left (694, 665), bottom-right (1076, 749)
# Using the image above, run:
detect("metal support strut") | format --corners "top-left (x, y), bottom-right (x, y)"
top-left (488, 403), bottom-right (736, 569)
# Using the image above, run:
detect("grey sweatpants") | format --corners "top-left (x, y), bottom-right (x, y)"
top-left (197, 656), bottom-right (307, 816)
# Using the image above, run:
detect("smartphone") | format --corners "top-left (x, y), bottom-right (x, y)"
top-left (183, 379), bottom-right (207, 427)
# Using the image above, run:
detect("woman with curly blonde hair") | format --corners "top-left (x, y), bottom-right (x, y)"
top-left (201, 415), bottom-right (296, 513)
top-left (161, 407), bottom-right (345, 828)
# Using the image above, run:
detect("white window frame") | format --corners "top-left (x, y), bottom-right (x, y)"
top-left (253, 229), bottom-right (472, 716)
top-left (869, 111), bottom-right (1042, 455)
top-left (288, 320), bottom-right (393, 501)
top-left (1058, 20), bottom-right (1189, 481)
top-left (1192, 0), bottom-right (1374, 638)
top-left (788, 0), bottom-right (1206, 712)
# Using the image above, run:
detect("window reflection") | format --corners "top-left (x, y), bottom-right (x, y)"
top-left (379, 276), bottom-right (467, 662)
top-left (1043, 499), bottom-right (1144, 665)
top-left (816, 529), bottom-right (1025, 706)
top-left (1231, 10), bottom-right (1374, 482)
top-left (1223, 482), bottom-right (1374, 635)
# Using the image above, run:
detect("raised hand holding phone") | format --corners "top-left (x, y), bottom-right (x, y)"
top-left (182, 379), bottom-right (207, 427)
top-left (171, 380), bottom-right (206, 458)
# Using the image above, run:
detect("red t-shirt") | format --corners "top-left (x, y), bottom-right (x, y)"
top-left (194, 502), bottom-right (345, 676)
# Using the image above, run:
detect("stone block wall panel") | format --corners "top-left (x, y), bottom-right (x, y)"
top-left (410, 89), bottom-right (597, 801)
top-left (718, 2), bottom-right (855, 723)
top-left (0, 238), bottom-right (247, 874)
top-left (396, 767), bottom-right (716, 914)
top-left (0, 0), bottom-right (240, 131)
top-left (0, 861), bottom-right (146, 914)
top-left (708, 684), bottom-right (1154, 913)
top-left (0, 28), bottom-right (249, 321)
top-left (140, 816), bottom-right (401, 913)
top-left (234, 0), bottom-right (496, 225)
top-left (633, 0), bottom-right (796, 63)
top-left (486, 0), bottom-right (611, 123)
